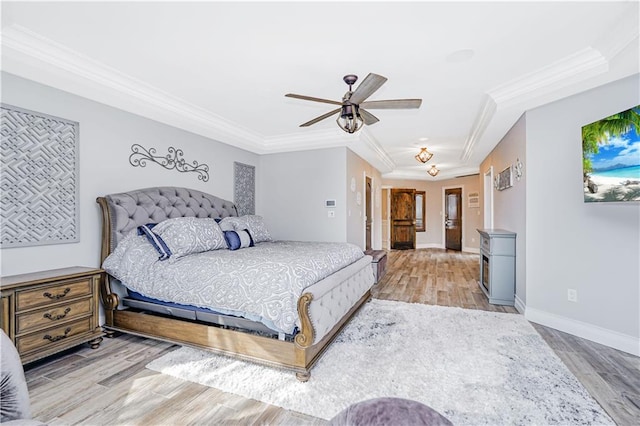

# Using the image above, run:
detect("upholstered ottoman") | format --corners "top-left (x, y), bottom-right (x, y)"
top-left (364, 250), bottom-right (388, 283)
top-left (0, 330), bottom-right (46, 425)
top-left (330, 397), bottom-right (452, 426)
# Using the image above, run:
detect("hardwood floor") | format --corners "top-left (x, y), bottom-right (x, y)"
top-left (372, 248), bottom-right (517, 313)
top-left (23, 248), bottom-right (638, 425)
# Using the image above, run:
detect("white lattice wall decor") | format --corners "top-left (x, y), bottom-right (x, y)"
top-left (1, 104), bottom-right (80, 247)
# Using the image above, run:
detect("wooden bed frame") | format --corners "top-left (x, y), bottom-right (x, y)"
top-left (96, 187), bottom-right (373, 381)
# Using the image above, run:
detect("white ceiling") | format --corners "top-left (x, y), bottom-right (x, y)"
top-left (2, 1), bottom-right (638, 180)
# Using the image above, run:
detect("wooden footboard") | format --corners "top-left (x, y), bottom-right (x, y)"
top-left (102, 288), bottom-right (370, 381)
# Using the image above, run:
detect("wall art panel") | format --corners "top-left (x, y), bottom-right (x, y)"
top-left (1, 104), bottom-right (79, 247)
top-left (234, 162), bottom-right (255, 216)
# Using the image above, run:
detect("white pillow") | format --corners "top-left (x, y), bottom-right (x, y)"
top-left (219, 215), bottom-right (272, 243)
top-left (152, 217), bottom-right (226, 260)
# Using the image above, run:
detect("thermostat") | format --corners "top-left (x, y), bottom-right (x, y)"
top-left (325, 199), bottom-right (336, 208)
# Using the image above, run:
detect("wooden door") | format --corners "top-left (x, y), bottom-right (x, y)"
top-left (391, 188), bottom-right (416, 250)
top-left (365, 177), bottom-right (372, 250)
top-left (445, 187), bottom-right (462, 251)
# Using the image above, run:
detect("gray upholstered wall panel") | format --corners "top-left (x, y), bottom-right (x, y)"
top-left (1, 104), bottom-right (79, 247)
top-left (234, 162), bottom-right (255, 216)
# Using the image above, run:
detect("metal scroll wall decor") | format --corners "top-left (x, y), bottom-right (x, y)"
top-left (129, 144), bottom-right (210, 182)
top-left (1, 104), bottom-right (80, 247)
top-left (234, 162), bottom-right (255, 216)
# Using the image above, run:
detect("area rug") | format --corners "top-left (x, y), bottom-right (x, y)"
top-left (146, 299), bottom-right (613, 425)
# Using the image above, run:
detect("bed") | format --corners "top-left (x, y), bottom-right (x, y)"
top-left (97, 186), bottom-right (375, 381)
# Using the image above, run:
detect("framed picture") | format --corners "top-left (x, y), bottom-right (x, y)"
top-left (582, 105), bottom-right (640, 203)
top-left (468, 192), bottom-right (479, 208)
top-left (495, 166), bottom-right (513, 191)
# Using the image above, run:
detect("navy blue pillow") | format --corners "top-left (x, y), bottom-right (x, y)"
top-left (223, 229), bottom-right (254, 251)
top-left (137, 223), bottom-right (172, 260)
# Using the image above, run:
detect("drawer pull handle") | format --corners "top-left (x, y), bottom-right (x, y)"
top-left (43, 327), bottom-right (71, 342)
top-left (43, 288), bottom-right (71, 300)
top-left (43, 307), bottom-right (71, 321)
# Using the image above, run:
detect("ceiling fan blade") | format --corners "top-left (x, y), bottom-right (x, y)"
top-left (359, 109), bottom-right (379, 125)
top-left (349, 73), bottom-right (388, 104)
top-left (359, 99), bottom-right (423, 109)
top-left (300, 108), bottom-right (342, 127)
top-left (285, 93), bottom-right (342, 106)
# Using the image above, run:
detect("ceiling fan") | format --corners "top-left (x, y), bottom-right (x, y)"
top-left (285, 73), bottom-right (422, 134)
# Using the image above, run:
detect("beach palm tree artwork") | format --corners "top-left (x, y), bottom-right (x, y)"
top-left (582, 105), bottom-right (640, 202)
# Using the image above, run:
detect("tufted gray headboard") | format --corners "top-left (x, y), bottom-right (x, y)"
top-left (98, 187), bottom-right (238, 256)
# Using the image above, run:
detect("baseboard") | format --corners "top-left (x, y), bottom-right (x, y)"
top-left (525, 307), bottom-right (639, 356)
top-left (462, 246), bottom-right (480, 254)
top-left (514, 295), bottom-right (526, 314)
top-left (416, 243), bottom-right (442, 249)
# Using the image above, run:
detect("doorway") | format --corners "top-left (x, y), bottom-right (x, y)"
top-left (483, 167), bottom-right (494, 229)
top-left (390, 188), bottom-right (416, 249)
top-left (365, 176), bottom-right (372, 250)
top-left (444, 187), bottom-right (462, 251)
top-left (381, 187), bottom-right (390, 249)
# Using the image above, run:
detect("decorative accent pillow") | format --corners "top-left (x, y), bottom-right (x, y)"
top-left (223, 229), bottom-right (255, 251)
top-left (151, 217), bottom-right (227, 260)
top-left (219, 215), bottom-right (272, 243)
top-left (218, 217), bottom-right (235, 232)
top-left (137, 223), bottom-right (171, 260)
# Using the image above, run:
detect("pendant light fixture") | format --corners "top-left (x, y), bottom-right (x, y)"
top-left (415, 147), bottom-right (434, 163)
top-left (427, 164), bottom-right (440, 177)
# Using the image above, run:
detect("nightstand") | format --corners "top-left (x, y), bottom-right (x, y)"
top-left (0, 266), bottom-right (104, 364)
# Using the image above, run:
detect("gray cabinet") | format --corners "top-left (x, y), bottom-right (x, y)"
top-left (477, 229), bottom-right (516, 306)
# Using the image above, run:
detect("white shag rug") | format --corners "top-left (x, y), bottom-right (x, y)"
top-left (146, 299), bottom-right (613, 425)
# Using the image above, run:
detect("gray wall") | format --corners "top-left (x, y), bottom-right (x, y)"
top-left (258, 148), bottom-right (347, 243)
top-left (479, 114), bottom-right (527, 306)
top-left (1, 72), bottom-right (259, 276)
top-left (525, 74), bottom-right (639, 353)
top-left (258, 147), bottom-right (384, 249)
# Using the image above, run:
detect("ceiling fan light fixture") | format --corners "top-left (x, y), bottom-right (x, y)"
top-left (428, 164), bottom-right (440, 177)
top-left (415, 147), bottom-right (434, 163)
top-left (336, 102), bottom-right (364, 133)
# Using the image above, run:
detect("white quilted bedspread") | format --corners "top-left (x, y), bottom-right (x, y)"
top-left (103, 232), bottom-right (364, 334)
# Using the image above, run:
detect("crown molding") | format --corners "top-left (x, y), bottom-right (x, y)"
top-left (262, 128), bottom-right (353, 153)
top-left (595, 2), bottom-right (639, 62)
top-left (488, 47), bottom-right (609, 109)
top-left (461, 7), bottom-right (639, 166)
top-left (461, 95), bottom-right (496, 163)
top-left (1, 24), bottom-right (401, 174)
top-left (382, 164), bottom-right (480, 182)
top-left (462, 44), bottom-right (617, 165)
top-left (1, 24), bottom-right (266, 152)
top-left (357, 130), bottom-right (396, 173)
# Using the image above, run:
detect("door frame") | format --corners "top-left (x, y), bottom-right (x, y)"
top-left (441, 184), bottom-right (464, 249)
top-left (483, 166), bottom-right (494, 229)
top-left (381, 185), bottom-right (392, 250)
top-left (363, 172), bottom-right (374, 250)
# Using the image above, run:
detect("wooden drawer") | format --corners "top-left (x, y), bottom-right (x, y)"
top-left (16, 279), bottom-right (92, 311)
top-left (16, 297), bottom-right (93, 335)
top-left (481, 236), bottom-right (490, 252)
top-left (16, 317), bottom-right (92, 354)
